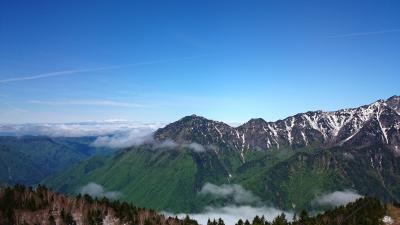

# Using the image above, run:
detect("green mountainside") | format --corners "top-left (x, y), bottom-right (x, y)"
top-left (43, 143), bottom-right (400, 213)
top-left (0, 136), bottom-right (112, 186)
top-left (44, 146), bottom-right (232, 212)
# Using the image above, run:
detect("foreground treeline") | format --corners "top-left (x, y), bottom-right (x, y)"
top-left (0, 184), bottom-right (394, 225)
top-left (216, 197), bottom-right (387, 225)
top-left (0, 184), bottom-right (197, 225)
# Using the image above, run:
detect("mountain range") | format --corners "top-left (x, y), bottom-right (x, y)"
top-left (41, 95), bottom-right (400, 213)
top-left (155, 95), bottom-right (400, 156)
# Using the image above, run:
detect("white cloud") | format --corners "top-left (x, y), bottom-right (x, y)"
top-left (0, 120), bottom-right (166, 149)
top-left (154, 140), bottom-right (206, 152)
top-left (172, 205), bottom-right (293, 225)
top-left (199, 183), bottom-right (259, 204)
top-left (312, 190), bottom-right (362, 207)
top-left (0, 121), bottom-right (164, 138)
top-left (186, 142), bottom-right (206, 152)
top-left (155, 139), bottom-right (179, 149)
top-left (92, 128), bottom-right (154, 148)
top-left (80, 182), bottom-right (121, 200)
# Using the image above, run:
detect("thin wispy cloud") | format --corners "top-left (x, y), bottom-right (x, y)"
top-left (28, 100), bottom-right (147, 108)
top-left (0, 101), bottom-right (27, 113)
top-left (329, 29), bottom-right (400, 38)
top-left (0, 56), bottom-right (201, 84)
top-left (0, 66), bottom-right (120, 84)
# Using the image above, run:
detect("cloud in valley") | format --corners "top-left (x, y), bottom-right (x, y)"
top-left (155, 139), bottom-right (179, 149)
top-left (185, 142), bottom-right (206, 152)
top-left (154, 140), bottom-right (206, 152)
top-left (199, 183), bottom-right (259, 204)
top-left (312, 190), bottom-right (362, 207)
top-left (80, 182), bottom-right (121, 200)
top-left (91, 128), bottom-right (154, 148)
top-left (169, 183), bottom-right (294, 225)
top-left (172, 205), bottom-right (293, 225)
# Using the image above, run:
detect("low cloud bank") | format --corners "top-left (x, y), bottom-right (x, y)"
top-left (186, 142), bottom-right (206, 152)
top-left (152, 139), bottom-right (206, 152)
top-left (313, 190), bottom-right (362, 207)
top-left (172, 205), bottom-right (293, 225)
top-left (93, 134), bottom-right (208, 151)
top-left (80, 182), bottom-right (121, 200)
top-left (0, 121), bottom-right (165, 149)
top-left (92, 128), bottom-right (154, 148)
top-left (200, 183), bottom-right (259, 204)
top-left (0, 121), bottom-right (164, 137)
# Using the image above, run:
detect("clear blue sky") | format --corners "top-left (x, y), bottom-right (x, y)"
top-left (0, 0), bottom-right (399, 123)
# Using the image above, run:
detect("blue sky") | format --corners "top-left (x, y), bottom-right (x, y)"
top-left (0, 0), bottom-right (399, 124)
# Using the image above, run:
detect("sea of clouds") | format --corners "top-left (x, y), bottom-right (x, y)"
top-left (0, 121), bottom-right (212, 151)
top-left (0, 121), bottom-right (164, 148)
top-left (0, 120), bottom-right (163, 137)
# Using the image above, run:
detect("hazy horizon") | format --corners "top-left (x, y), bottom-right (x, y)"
top-left (0, 94), bottom-right (398, 125)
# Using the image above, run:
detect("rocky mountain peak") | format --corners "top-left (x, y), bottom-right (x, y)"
top-left (386, 95), bottom-right (400, 114)
top-left (241, 118), bottom-right (268, 127)
top-left (179, 114), bottom-right (208, 122)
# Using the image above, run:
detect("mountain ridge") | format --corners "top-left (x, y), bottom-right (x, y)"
top-left (155, 96), bottom-right (400, 160)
